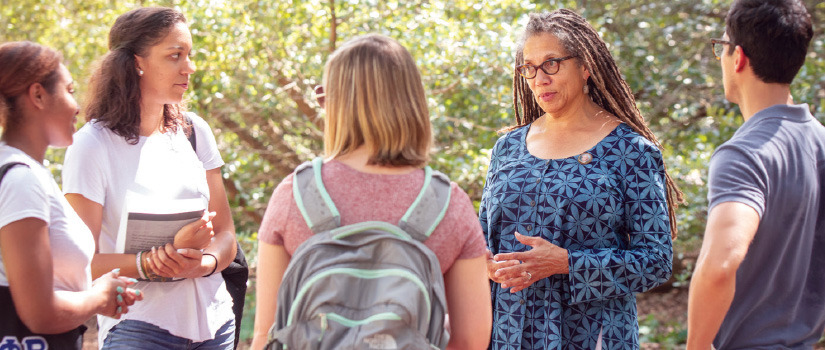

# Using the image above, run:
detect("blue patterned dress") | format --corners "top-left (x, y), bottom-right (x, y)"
top-left (479, 123), bottom-right (672, 350)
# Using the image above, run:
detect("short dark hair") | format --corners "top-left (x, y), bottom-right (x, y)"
top-left (0, 41), bottom-right (62, 130)
top-left (726, 0), bottom-right (813, 84)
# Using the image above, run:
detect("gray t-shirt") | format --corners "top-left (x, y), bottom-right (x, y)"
top-left (708, 104), bottom-right (825, 349)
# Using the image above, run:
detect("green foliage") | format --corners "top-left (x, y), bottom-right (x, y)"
top-left (4, 0), bottom-right (825, 344)
top-left (639, 314), bottom-right (688, 348)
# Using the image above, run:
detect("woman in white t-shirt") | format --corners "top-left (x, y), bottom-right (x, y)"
top-left (0, 41), bottom-right (142, 349)
top-left (62, 7), bottom-right (239, 349)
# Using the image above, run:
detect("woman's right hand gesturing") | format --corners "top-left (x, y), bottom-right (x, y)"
top-left (92, 268), bottom-right (144, 318)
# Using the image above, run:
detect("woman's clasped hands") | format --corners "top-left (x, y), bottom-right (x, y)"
top-left (90, 268), bottom-right (144, 319)
top-left (486, 232), bottom-right (570, 293)
top-left (144, 211), bottom-right (217, 280)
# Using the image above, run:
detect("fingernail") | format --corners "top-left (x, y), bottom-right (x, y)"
top-left (177, 249), bottom-right (187, 254)
top-left (135, 290), bottom-right (141, 296)
top-left (117, 286), bottom-right (124, 293)
top-left (117, 306), bottom-right (122, 314)
top-left (117, 294), bottom-right (123, 303)
top-left (128, 278), bottom-right (138, 284)
top-left (112, 268), bottom-right (121, 274)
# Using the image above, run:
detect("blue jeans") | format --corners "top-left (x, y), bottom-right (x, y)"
top-left (101, 319), bottom-right (235, 350)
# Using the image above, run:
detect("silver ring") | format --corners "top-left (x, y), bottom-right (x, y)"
top-left (526, 271), bottom-right (532, 280)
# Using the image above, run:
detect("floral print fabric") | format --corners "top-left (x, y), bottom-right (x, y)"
top-left (479, 123), bottom-right (672, 349)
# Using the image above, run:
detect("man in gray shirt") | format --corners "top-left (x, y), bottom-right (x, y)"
top-left (687, 0), bottom-right (824, 349)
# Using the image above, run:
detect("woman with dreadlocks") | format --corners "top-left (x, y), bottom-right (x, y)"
top-left (479, 9), bottom-right (683, 349)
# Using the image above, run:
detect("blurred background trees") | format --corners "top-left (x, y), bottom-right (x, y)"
top-left (3, 0), bottom-right (824, 345)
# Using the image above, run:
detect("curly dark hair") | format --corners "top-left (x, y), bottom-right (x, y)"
top-left (84, 7), bottom-right (188, 144)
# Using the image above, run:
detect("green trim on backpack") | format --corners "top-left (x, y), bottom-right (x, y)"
top-left (424, 186), bottom-right (451, 238)
top-left (292, 157), bottom-right (342, 231)
top-left (331, 221), bottom-right (411, 241)
top-left (292, 176), bottom-right (314, 230)
top-left (312, 157), bottom-right (340, 219)
top-left (400, 166), bottom-right (432, 224)
top-left (325, 312), bottom-right (402, 328)
top-left (286, 267), bottom-right (431, 327)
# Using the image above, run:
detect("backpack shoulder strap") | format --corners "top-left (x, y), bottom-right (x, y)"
top-left (0, 162), bottom-right (29, 188)
top-left (292, 157), bottom-right (340, 234)
top-left (398, 166), bottom-right (451, 243)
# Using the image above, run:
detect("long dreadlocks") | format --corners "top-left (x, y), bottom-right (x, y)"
top-left (511, 9), bottom-right (685, 238)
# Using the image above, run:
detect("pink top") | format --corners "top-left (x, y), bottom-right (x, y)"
top-left (258, 160), bottom-right (486, 273)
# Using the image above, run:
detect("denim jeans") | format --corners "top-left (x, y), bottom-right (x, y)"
top-left (102, 318), bottom-right (235, 350)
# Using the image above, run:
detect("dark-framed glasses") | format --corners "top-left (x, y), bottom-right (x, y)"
top-left (314, 85), bottom-right (325, 108)
top-left (710, 38), bottom-right (735, 60)
top-left (516, 55), bottom-right (577, 79)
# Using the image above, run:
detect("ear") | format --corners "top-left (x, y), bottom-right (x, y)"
top-left (134, 55), bottom-right (144, 74)
top-left (580, 63), bottom-right (591, 82)
top-left (26, 83), bottom-right (48, 110)
top-left (733, 46), bottom-right (748, 73)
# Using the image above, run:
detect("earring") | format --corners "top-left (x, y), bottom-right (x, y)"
top-left (138, 70), bottom-right (144, 76)
top-left (582, 84), bottom-right (589, 94)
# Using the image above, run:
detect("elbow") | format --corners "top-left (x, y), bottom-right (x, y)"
top-left (658, 256), bottom-right (673, 284)
top-left (692, 254), bottom-right (742, 287)
top-left (646, 253), bottom-right (674, 289)
top-left (447, 337), bottom-right (490, 350)
top-left (20, 315), bottom-right (70, 334)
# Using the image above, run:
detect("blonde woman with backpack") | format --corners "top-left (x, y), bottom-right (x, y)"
top-left (251, 34), bottom-right (492, 349)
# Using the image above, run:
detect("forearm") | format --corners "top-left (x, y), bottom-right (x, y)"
top-left (686, 262), bottom-right (736, 349)
top-left (567, 246), bottom-right (671, 303)
top-left (203, 230), bottom-right (237, 274)
top-left (15, 288), bottom-right (105, 334)
top-left (686, 202), bottom-right (759, 349)
top-left (41, 290), bottom-right (107, 333)
top-left (92, 253), bottom-right (139, 279)
top-left (204, 167), bottom-right (236, 274)
top-left (445, 256), bottom-right (492, 350)
top-left (251, 242), bottom-right (289, 350)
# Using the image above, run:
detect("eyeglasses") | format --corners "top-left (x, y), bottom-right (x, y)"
top-left (710, 38), bottom-right (735, 60)
top-left (516, 55), bottom-right (577, 79)
top-left (314, 85), bottom-right (325, 108)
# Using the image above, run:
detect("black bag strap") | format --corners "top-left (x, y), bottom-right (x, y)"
top-left (0, 286), bottom-right (85, 349)
top-left (184, 114), bottom-right (197, 152)
top-left (292, 157), bottom-right (452, 243)
top-left (0, 162), bottom-right (29, 187)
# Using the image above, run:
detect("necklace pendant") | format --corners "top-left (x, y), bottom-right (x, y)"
top-left (577, 152), bottom-right (593, 164)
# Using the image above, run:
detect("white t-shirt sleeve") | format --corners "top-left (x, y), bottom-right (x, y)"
top-left (189, 113), bottom-right (224, 171)
top-left (0, 165), bottom-right (48, 228)
top-left (63, 126), bottom-right (109, 205)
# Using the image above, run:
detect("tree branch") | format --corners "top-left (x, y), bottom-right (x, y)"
top-left (329, 0), bottom-right (337, 53)
top-left (201, 102), bottom-right (300, 178)
top-left (222, 176), bottom-right (263, 224)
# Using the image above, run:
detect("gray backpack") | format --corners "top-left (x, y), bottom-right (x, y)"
top-left (266, 158), bottom-right (451, 350)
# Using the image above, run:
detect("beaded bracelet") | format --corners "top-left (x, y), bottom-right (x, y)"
top-left (141, 249), bottom-right (171, 282)
top-left (136, 250), bottom-right (148, 280)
